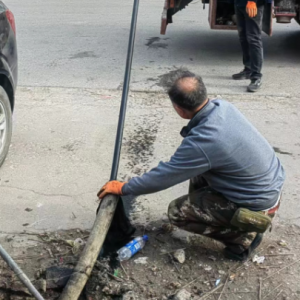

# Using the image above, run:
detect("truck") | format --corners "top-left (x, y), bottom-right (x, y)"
top-left (160, 0), bottom-right (299, 36)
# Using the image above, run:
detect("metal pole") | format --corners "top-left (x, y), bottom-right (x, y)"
top-left (110, 0), bottom-right (139, 180)
top-left (59, 2), bottom-right (140, 299)
top-left (0, 244), bottom-right (45, 300)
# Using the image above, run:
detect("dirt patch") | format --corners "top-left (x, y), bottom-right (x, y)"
top-left (69, 51), bottom-right (99, 59)
top-left (124, 125), bottom-right (158, 176)
top-left (0, 223), bottom-right (299, 300)
top-left (145, 37), bottom-right (168, 50)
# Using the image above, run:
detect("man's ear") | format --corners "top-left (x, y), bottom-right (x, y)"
top-left (175, 105), bottom-right (190, 119)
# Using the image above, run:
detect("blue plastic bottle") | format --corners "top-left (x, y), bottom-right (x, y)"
top-left (117, 235), bottom-right (149, 261)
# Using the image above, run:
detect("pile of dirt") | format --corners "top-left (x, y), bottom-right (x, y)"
top-left (0, 222), bottom-right (300, 300)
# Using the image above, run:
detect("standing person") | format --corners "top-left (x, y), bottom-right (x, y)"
top-left (98, 69), bottom-right (285, 261)
top-left (232, 0), bottom-right (266, 92)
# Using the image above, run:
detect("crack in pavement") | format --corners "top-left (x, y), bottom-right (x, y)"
top-left (0, 185), bottom-right (95, 199)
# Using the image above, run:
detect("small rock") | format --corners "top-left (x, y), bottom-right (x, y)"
top-left (102, 283), bottom-right (132, 296)
top-left (208, 255), bottom-right (217, 261)
top-left (40, 279), bottom-right (47, 293)
top-left (278, 240), bottom-right (288, 247)
top-left (151, 266), bottom-right (157, 272)
top-left (169, 282), bottom-right (181, 289)
top-left (173, 249), bottom-right (185, 264)
top-left (122, 291), bottom-right (137, 300)
top-left (204, 265), bottom-right (212, 272)
top-left (252, 255), bottom-right (265, 264)
top-left (218, 270), bottom-right (226, 275)
top-left (173, 289), bottom-right (192, 300)
top-left (134, 257), bottom-right (148, 265)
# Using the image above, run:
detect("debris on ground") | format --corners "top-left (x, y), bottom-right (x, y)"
top-left (133, 257), bottom-right (148, 265)
top-left (65, 238), bottom-right (85, 254)
top-left (278, 240), bottom-right (288, 247)
top-left (122, 291), bottom-right (138, 300)
top-left (173, 249), bottom-right (185, 264)
top-left (252, 255), bottom-right (266, 264)
top-left (215, 278), bottom-right (221, 286)
top-left (0, 223), bottom-right (299, 299)
top-left (208, 255), bottom-right (217, 261)
top-left (173, 289), bottom-right (191, 300)
top-left (204, 265), bottom-right (212, 272)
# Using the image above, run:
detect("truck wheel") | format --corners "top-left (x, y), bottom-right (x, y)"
top-left (0, 86), bottom-right (12, 167)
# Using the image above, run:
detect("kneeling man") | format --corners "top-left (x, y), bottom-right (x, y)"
top-left (98, 69), bottom-right (285, 261)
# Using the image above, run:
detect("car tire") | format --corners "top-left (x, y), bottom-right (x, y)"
top-left (0, 86), bottom-right (12, 167)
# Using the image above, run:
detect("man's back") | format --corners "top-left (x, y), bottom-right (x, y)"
top-left (191, 99), bottom-right (285, 210)
top-left (123, 99), bottom-right (285, 211)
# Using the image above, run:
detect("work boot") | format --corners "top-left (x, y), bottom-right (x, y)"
top-left (223, 233), bottom-right (263, 261)
top-left (247, 78), bottom-right (262, 92)
top-left (232, 69), bottom-right (251, 80)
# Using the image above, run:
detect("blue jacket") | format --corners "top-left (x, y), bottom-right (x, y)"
top-left (122, 99), bottom-right (285, 211)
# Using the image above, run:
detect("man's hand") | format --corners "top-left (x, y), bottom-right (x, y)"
top-left (97, 181), bottom-right (126, 199)
top-left (246, 1), bottom-right (257, 18)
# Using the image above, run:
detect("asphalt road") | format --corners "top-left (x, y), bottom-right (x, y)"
top-left (6, 0), bottom-right (300, 95)
top-left (0, 1), bottom-right (299, 233)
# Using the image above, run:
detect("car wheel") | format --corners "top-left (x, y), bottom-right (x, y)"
top-left (0, 86), bottom-right (12, 167)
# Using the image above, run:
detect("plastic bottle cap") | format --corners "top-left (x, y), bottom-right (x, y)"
top-left (143, 235), bottom-right (149, 241)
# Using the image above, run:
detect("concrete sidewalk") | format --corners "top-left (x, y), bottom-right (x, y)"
top-left (0, 87), bottom-right (299, 233)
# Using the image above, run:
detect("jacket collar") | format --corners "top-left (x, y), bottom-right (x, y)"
top-left (180, 100), bottom-right (213, 137)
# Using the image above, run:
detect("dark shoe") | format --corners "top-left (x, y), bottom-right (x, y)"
top-left (232, 70), bottom-right (251, 80)
top-left (223, 247), bottom-right (249, 261)
top-left (223, 233), bottom-right (263, 261)
top-left (247, 78), bottom-right (262, 92)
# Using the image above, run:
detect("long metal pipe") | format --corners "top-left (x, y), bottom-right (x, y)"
top-left (0, 244), bottom-right (45, 300)
top-left (110, 0), bottom-right (139, 180)
top-left (58, 1), bottom-right (140, 299)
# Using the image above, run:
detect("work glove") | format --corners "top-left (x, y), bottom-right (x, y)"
top-left (246, 1), bottom-right (257, 18)
top-left (97, 180), bottom-right (126, 199)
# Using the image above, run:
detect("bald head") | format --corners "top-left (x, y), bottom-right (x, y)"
top-left (177, 76), bottom-right (199, 93)
top-left (168, 69), bottom-right (207, 111)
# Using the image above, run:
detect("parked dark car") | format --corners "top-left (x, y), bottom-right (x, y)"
top-left (0, 1), bottom-right (17, 167)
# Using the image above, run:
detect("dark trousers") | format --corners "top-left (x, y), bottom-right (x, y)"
top-left (168, 176), bottom-right (274, 254)
top-left (235, 5), bottom-right (264, 80)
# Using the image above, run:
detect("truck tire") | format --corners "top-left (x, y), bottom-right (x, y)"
top-left (0, 86), bottom-right (12, 167)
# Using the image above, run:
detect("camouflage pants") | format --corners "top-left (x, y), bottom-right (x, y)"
top-left (168, 176), bottom-right (272, 254)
